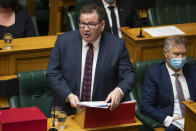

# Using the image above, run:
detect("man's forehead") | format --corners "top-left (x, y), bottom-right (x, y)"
top-left (80, 13), bottom-right (99, 22)
top-left (170, 43), bottom-right (186, 49)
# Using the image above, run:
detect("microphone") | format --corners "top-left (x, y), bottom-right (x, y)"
top-left (137, 10), bottom-right (145, 38)
top-left (49, 92), bottom-right (58, 131)
top-left (137, 27), bottom-right (144, 38)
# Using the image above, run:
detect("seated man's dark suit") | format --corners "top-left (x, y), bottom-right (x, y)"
top-left (141, 61), bottom-right (196, 131)
top-left (91, 0), bottom-right (139, 34)
top-left (46, 30), bottom-right (135, 115)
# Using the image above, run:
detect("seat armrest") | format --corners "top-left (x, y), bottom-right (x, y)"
top-left (9, 95), bottom-right (20, 108)
top-left (66, 11), bottom-right (77, 31)
top-left (135, 110), bottom-right (164, 129)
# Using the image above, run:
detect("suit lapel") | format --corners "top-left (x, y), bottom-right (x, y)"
top-left (162, 63), bottom-right (174, 103)
top-left (92, 33), bottom-right (110, 96)
top-left (72, 32), bottom-right (82, 96)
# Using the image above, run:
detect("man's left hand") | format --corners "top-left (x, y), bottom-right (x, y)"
top-left (105, 88), bottom-right (123, 111)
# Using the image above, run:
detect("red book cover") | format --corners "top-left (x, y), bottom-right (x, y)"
top-left (84, 101), bottom-right (136, 128)
top-left (0, 107), bottom-right (47, 131)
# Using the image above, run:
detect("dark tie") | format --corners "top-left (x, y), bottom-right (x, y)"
top-left (174, 73), bottom-right (185, 116)
top-left (81, 43), bottom-right (94, 101)
top-left (108, 6), bottom-right (119, 37)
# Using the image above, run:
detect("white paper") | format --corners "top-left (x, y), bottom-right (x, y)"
top-left (172, 118), bottom-right (184, 131)
top-left (78, 100), bottom-right (136, 109)
top-left (143, 26), bottom-right (185, 37)
top-left (78, 101), bottom-right (110, 109)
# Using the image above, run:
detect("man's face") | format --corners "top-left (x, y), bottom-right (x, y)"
top-left (164, 43), bottom-right (187, 67)
top-left (79, 11), bottom-right (105, 43)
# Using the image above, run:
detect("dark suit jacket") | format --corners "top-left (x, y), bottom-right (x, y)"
top-left (141, 62), bottom-right (196, 124)
top-left (46, 30), bottom-right (135, 115)
top-left (91, 0), bottom-right (139, 34)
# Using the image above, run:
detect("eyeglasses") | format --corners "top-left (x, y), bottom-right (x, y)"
top-left (79, 21), bottom-right (101, 29)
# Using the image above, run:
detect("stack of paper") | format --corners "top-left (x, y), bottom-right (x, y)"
top-left (143, 26), bottom-right (185, 37)
top-left (172, 118), bottom-right (184, 131)
top-left (78, 101), bottom-right (110, 109)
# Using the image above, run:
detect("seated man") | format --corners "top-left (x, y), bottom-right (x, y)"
top-left (141, 36), bottom-right (196, 131)
top-left (46, 3), bottom-right (135, 116)
top-left (89, 0), bottom-right (139, 38)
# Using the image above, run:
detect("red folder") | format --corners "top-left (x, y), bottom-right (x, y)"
top-left (0, 107), bottom-right (47, 131)
top-left (73, 101), bottom-right (136, 128)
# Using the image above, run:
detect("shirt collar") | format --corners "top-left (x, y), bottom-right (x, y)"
top-left (166, 62), bottom-right (183, 76)
top-left (102, 0), bottom-right (116, 8)
top-left (82, 35), bottom-right (101, 49)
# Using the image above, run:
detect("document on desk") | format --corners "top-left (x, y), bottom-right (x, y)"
top-left (78, 100), bottom-right (136, 109)
top-left (143, 26), bottom-right (185, 37)
top-left (172, 118), bottom-right (184, 131)
top-left (78, 101), bottom-right (110, 109)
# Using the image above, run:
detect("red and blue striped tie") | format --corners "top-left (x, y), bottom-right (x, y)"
top-left (81, 43), bottom-right (93, 101)
top-left (174, 73), bottom-right (185, 116)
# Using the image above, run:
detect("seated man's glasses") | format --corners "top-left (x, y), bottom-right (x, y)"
top-left (79, 21), bottom-right (101, 29)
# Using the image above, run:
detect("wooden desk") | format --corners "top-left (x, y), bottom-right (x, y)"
top-left (47, 117), bottom-right (142, 131)
top-left (49, 0), bottom-right (75, 35)
top-left (0, 35), bottom-right (57, 77)
top-left (183, 101), bottom-right (196, 131)
top-left (121, 23), bottom-right (196, 63)
top-left (0, 35), bottom-right (57, 108)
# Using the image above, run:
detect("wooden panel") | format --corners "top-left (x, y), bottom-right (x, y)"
top-left (27, 0), bottom-right (35, 16)
top-left (0, 55), bottom-right (9, 76)
top-left (183, 101), bottom-right (196, 131)
top-left (48, 117), bottom-right (142, 131)
top-left (8, 50), bottom-right (51, 74)
top-left (141, 45), bottom-right (164, 61)
top-left (0, 96), bottom-right (9, 108)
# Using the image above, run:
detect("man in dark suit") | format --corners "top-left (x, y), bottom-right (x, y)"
top-left (89, 0), bottom-right (139, 38)
top-left (141, 36), bottom-right (196, 131)
top-left (47, 3), bottom-right (135, 115)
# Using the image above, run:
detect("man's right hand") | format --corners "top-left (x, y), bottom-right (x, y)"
top-left (67, 93), bottom-right (80, 108)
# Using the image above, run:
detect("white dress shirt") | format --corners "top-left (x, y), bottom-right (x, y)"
top-left (79, 37), bottom-right (101, 101)
top-left (163, 63), bottom-right (190, 127)
top-left (102, 0), bottom-right (122, 38)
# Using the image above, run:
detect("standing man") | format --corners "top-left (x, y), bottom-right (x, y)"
top-left (141, 36), bottom-right (196, 131)
top-left (89, 0), bottom-right (139, 37)
top-left (47, 3), bottom-right (135, 116)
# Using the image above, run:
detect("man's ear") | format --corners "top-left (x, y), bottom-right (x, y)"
top-left (163, 49), bottom-right (168, 58)
top-left (101, 20), bottom-right (105, 32)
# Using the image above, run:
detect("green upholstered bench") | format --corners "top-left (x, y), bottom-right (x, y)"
top-left (9, 70), bottom-right (54, 117)
top-left (147, 0), bottom-right (196, 26)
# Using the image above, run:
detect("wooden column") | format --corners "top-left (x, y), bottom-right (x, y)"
top-left (27, 0), bottom-right (35, 16)
top-left (49, 0), bottom-right (75, 35)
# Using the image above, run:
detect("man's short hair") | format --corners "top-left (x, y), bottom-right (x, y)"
top-left (164, 35), bottom-right (188, 52)
top-left (79, 3), bottom-right (105, 22)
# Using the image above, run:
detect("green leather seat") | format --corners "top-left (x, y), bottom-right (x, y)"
top-left (31, 16), bottom-right (40, 36)
top-left (66, 0), bottom-right (87, 31)
top-left (9, 70), bottom-right (55, 116)
top-left (147, 0), bottom-right (196, 26)
top-left (132, 56), bottom-right (195, 131)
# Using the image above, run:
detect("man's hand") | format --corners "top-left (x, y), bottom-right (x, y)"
top-left (105, 88), bottom-right (123, 111)
top-left (67, 93), bottom-right (80, 108)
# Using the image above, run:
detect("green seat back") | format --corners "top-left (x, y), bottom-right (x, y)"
top-left (9, 70), bottom-right (54, 116)
top-left (66, 0), bottom-right (87, 31)
top-left (147, 0), bottom-right (196, 26)
top-left (133, 59), bottom-right (164, 110)
top-left (31, 16), bottom-right (40, 36)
